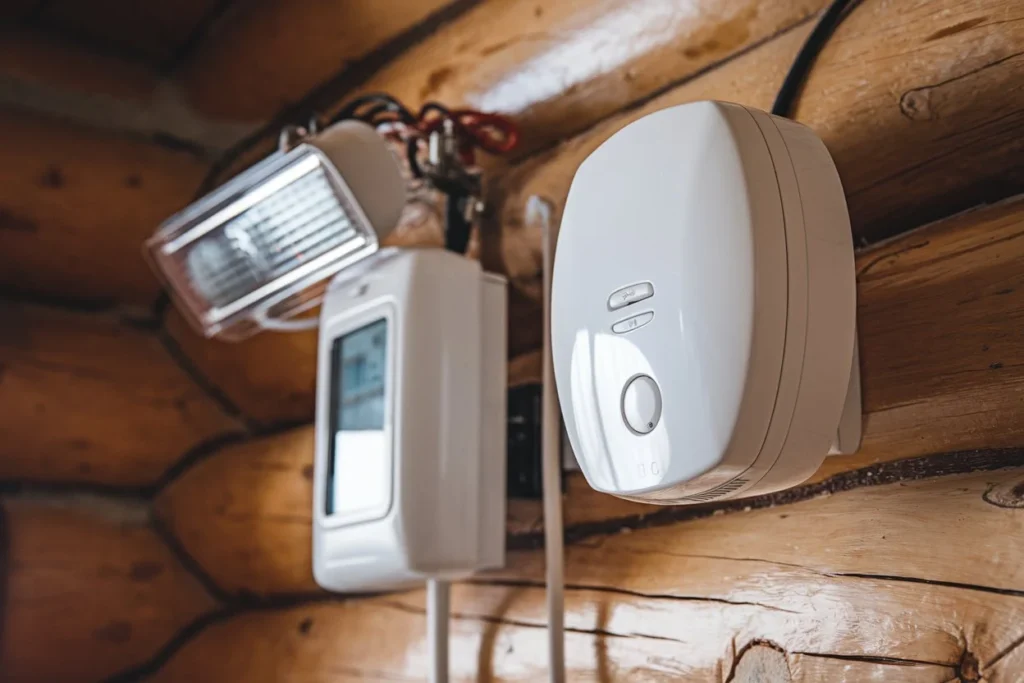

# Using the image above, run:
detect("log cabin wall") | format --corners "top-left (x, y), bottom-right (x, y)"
top-left (1, 1), bottom-right (1024, 681)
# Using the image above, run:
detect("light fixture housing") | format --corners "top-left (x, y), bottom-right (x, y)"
top-left (147, 120), bottom-right (406, 340)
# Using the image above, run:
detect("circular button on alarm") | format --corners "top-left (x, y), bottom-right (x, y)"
top-left (622, 375), bottom-right (662, 434)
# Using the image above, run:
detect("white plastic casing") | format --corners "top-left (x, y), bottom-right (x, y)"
top-left (148, 120), bottom-right (407, 340)
top-left (313, 248), bottom-right (507, 592)
top-left (552, 101), bottom-right (858, 504)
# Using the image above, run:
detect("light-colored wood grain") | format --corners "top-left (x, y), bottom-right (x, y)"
top-left (41, 0), bottom-right (218, 65)
top-left (176, 0), bottom-right (456, 125)
top-left (154, 428), bottom-right (316, 597)
top-left (988, 639), bottom-right (1024, 683)
top-left (504, 470), bottom-right (1024, 597)
top-left (164, 309), bottom-right (319, 426)
top-left (155, 422), bottom-right (648, 596)
top-left (357, 0), bottom-right (825, 158)
top-left (819, 194), bottom-right (1024, 481)
top-left (0, 495), bottom-right (218, 683)
top-left (155, 195), bottom-right (1024, 592)
top-left (148, 469), bottom-right (1024, 681)
top-left (773, 653), bottom-right (951, 683)
top-left (0, 300), bottom-right (241, 486)
top-left (494, 0), bottom-right (1024, 303)
top-left (0, 109), bottom-right (208, 305)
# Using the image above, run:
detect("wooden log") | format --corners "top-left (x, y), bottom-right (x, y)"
top-left (0, 109), bottom-right (208, 305)
top-left (155, 195), bottom-right (1024, 593)
top-left (0, 300), bottom-right (241, 487)
top-left (169, 0), bottom-right (1024, 427)
top-left (144, 469), bottom-right (1024, 681)
top-left (0, 28), bottom-right (157, 102)
top-left (357, 0), bottom-right (826, 159)
top-left (163, 310), bottom-right (319, 426)
top-left (153, 428), bottom-right (317, 597)
top-left (819, 195), bottom-right (1024, 480)
top-left (494, 0), bottom-right (1024, 301)
top-left (175, 0), bottom-right (460, 126)
top-left (0, 495), bottom-right (219, 683)
top-left (145, 598), bottom-right (959, 681)
top-left (39, 0), bottom-right (220, 65)
top-left (152, 418), bottom-right (648, 597)
top-left (0, 28), bottom-right (249, 150)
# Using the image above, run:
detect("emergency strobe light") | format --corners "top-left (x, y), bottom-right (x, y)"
top-left (147, 120), bottom-right (406, 340)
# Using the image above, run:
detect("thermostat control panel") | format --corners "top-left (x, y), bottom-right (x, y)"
top-left (313, 249), bottom-right (508, 592)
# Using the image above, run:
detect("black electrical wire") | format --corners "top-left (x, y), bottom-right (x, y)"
top-left (444, 193), bottom-right (473, 254)
top-left (771, 0), bottom-right (860, 118)
top-left (356, 102), bottom-right (400, 123)
top-left (406, 137), bottom-right (425, 179)
top-left (418, 101), bottom-right (452, 120)
top-left (330, 92), bottom-right (416, 125)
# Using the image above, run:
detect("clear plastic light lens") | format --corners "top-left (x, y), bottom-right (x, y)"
top-left (148, 144), bottom-right (381, 340)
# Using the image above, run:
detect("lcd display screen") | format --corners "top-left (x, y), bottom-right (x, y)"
top-left (325, 318), bottom-right (390, 519)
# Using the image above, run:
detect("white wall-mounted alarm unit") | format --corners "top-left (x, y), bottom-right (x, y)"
top-left (552, 100), bottom-right (860, 505)
top-left (312, 248), bottom-right (508, 592)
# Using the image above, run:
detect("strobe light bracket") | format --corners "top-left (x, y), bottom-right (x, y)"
top-left (326, 94), bottom-right (519, 257)
top-left (147, 94), bottom-right (518, 342)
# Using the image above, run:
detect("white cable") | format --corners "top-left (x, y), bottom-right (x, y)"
top-left (427, 578), bottom-right (450, 683)
top-left (536, 196), bottom-right (566, 682)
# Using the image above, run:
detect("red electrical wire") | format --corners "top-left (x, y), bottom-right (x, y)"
top-left (418, 109), bottom-right (519, 155)
top-left (338, 94), bottom-right (519, 157)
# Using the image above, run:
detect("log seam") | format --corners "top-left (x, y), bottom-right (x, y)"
top-left (97, 513), bottom-right (1024, 683)
top-left (508, 449), bottom-right (1024, 550)
top-left (0, 287), bottom-right (120, 314)
top-left (472, 572), bottom-right (1024, 618)
top-left (547, 546), bottom-right (1024, 602)
top-left (159, 0), bottom-right (243, 75)
top-left (0, 430), bottom-right (248, 499)
top-left (149, 431), bottom-right (252, 494)
top-left (100, 606), bottom-right (235, 683)
top-left (148, 509), bottom-right (236, 604)
top-left (378, 598), bottom-right (664, 643)
top-left (469, 577), bottom-right (800, 615)
top-left (99, 593), bottom-right (366, 683)
top-left (793, 650), bottom-right (957, 670)
top-left (156, 327), bottom-right (247, 424)
top-left (149, 420), bottom-right (303, 495)
top-left (834, 572), bottom-right (1024, 599)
